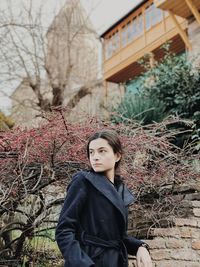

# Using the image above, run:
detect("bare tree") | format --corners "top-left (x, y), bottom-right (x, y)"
top-left (0, 0), bottom-right (100, 117)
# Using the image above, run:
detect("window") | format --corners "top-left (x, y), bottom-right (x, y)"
top-left (105, 38), bottom-right (112, 59)
top-left (131, 18), bottom-right (138, 40)
top-left (131, 14), bottom-right (144, 40)
top-left (122, 26), bottom-right (127, 47)
top-left (137, 14), bottom-right (144, 37)
top-left (105, 31), bottom-right (120, 59)
top-left (145, 4), bottom-right (152, 31)
top-left (145, 3), bottom-right (163, 31)
top-left (121, 14), bottom-right (144, 48)
top-left (127, 22), bottom-right (132, 44)
top-left (151, 4), bottom-right (163, 26)
top-left (112, 31), bottom-right (120, 52)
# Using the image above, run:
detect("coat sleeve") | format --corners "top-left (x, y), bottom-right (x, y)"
top-left (123, 200), bottom-right (145, 256)
top-left (55, 173), bottom-right (95, 267)
top-left (123, 235), bottom-right (145, 256)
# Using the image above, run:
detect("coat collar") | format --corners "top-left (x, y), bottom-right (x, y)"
top-left (117, 182), bottom-right (135, 207)
top-left (80, 170), bottom-right (135, 225)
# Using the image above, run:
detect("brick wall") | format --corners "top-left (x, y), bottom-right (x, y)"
top-left (128, 186), bottom-right (200, 266)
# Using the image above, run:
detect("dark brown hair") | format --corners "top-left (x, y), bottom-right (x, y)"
top-left (86, 130), bottom-right (123, 169)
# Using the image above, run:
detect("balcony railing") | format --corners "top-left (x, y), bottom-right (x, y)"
top-left (104, 1), bottom-right (166, 61)
top-left (102, 0), bottom-right (187, 82)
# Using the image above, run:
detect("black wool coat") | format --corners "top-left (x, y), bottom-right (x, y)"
top-left (55, 170), bottom-right (144, 267)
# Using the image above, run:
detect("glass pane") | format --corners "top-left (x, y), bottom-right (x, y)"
top-left (112, 31), bottom-right (120, 52)
top-left (105, 39), bottom-right (112, 59)
top-left (122, 26), bottom-right (127, 47)
top-left (127, 22), bottom-right (132, 43)
top-left (132, 19), bottom-right (137, 40)
top-left (137, 14), bottom-right (144, 37)
top-left (145, 5), bottom-right (152, 31)
top-left (152, 4), bottom-right (163, 26)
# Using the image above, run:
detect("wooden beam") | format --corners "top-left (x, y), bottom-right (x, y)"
top-left (185, 0), bottom-right (200, 25)
top-left (149, 52), bottom-right (156, 68)
top-left (168, 10), bottom-right (192, 50)
top-left (154, 0), bottom-right (167, 9)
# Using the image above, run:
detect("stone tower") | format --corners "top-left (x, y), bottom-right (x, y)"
top-left (11, 0), bottom-right (104, 126)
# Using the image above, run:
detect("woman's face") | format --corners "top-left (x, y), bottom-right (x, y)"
top-left (89, 138), bottom-right (121, 176)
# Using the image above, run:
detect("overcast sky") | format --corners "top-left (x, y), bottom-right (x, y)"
top-left (81, 0), bottom-right (142, 35)
top-left (0, 0), bottom-right (141, 114)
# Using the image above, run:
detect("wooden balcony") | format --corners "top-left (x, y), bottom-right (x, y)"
top-left (154, 0), bottom-right (200, 19)
top-left (102, 1), bottom-right (187, 83)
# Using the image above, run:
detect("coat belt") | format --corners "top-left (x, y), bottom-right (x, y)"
top-left (79, 231), bottom-right (127, 265)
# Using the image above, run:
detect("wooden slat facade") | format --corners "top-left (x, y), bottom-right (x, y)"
top-left (101, 0), bottom-right (187, 83)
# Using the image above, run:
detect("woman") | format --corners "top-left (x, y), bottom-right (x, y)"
top-left (56, 130), bottom-right (152, 267)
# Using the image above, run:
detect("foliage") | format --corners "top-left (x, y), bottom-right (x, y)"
top-left (139, 50), bottom-right (200, 148)
top-left (112, 51), bottom-right (200, 125)
top-left (113, 48), bottom-right (200, 125)
top-left (0, 110), bottom-right (199, 265)
top-left (111, 93), bottom-right (167, 125)
top-left (112, 48), bottom-right (200, 149)
top-left (140, 51), bottom-right (200, 120)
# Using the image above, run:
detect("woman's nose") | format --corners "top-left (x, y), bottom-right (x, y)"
top-left (93, 152), bottom-right (100, 160)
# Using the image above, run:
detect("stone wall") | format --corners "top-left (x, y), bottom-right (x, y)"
top-left (128, 184), bottom-right (200, 267)
top-left (188, 18), bottom-right (200, 55)
top-left (188, 17), bottom-right (200, 71)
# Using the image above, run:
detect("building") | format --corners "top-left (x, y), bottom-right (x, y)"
top-left (100, 0), bottom-right (200, 90)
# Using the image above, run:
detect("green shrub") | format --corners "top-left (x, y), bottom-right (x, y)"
top-left (140, 52), bottom-right (200, 120)
top-left (111, 93), bottom-right (167, 125)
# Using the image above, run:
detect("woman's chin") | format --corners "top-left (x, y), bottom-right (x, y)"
top-left (92, 167), bottom-right (105, 173)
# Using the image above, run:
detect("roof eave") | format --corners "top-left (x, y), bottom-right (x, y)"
top-left (100, 0), bottom-right (147, 38)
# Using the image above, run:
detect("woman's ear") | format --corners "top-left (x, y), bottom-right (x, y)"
top-left (115, 152), bottom-right (121, 162)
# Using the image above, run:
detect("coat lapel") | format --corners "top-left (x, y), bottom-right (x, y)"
top-left (117, 183), bottom-right (135, 207)
top-left (81, 171), bottom-right (134, 225)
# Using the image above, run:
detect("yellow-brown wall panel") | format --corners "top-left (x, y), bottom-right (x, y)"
top-left (120, 38), bottom-right (146, 62)
top-left (146, 24), bottom-right (165, 44)
top-left (104, 54), bottom-right (121, 72)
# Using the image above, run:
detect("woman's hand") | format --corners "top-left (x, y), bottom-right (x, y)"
top-left (136, 246), bottom-right (152, 267)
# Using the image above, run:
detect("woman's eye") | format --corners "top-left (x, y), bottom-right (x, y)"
top-left (99, 150), bottom-right (106, 153)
